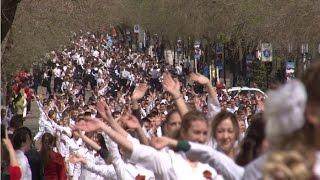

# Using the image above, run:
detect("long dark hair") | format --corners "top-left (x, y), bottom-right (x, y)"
top-left (235, 113), bottom-right (265, 166)
top-left (97, 133), bottom-right (107, 149)
top-left (40, 133), bottom-right (55, 165)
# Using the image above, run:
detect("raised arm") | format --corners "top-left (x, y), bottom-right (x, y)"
top-left (74, 118), bottom-right (173, 179)
top-left (69, 154), bottom-right (115, 178)
top-left (190, 72), bottom-right (220, 119)
top-left (73, 130), bottom-right (101, 151)
top-left (162, 73), bottom-right (189, 116)
top-left (96, 99), bottom-right (128, 137)
top-left (121, 113), bottom-right (149, 145)
top-left (2, 130), bottom-right (19, 167)
top-left (2, 127), bottom-right (22, 180)
top-left (190, 72), bottom-right (218, 100)
top-left (131, 83), bottom-right (148, 111)
top-left (74, 118), bottom-right (134, 153)
top-left (103, 133), bottom-right (127, 180)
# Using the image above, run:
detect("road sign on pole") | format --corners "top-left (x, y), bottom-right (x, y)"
top-left (261, 43), bottom-right (272, 62)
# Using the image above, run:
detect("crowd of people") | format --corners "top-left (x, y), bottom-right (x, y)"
top-left (1, 26), bottom-right (320, 180)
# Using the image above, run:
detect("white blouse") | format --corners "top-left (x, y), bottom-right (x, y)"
top-left (186, 142), bottom-right (244, 180)
top-left (105, 134), bottom-right (155, 180)
top-left (129, 142), bottom-right (223, 180)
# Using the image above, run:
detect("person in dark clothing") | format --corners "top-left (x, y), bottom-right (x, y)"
top-left (32, 70), bottom-right (42, 95)
top-left (26, 148), bottom-right (45, 180)
top-left (42, 69), bottom-right (52, 95)
top-left (90, 68), bottom-right (98, 89)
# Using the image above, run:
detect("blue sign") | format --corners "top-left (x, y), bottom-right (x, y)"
top-left (203, 66), bottom-right (209, 77)
top-left (286, 61), bottom-right (295, 69)
top-left (216, 57), bottom-right (223, 70)
top-left (263, 49), bottom-right (271, 58)
top-left (216, 44), bottom-right (223, 55)
top-left (246, 54), bottom-right (254, 64)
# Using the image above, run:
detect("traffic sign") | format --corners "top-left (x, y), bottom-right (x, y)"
top-left (261, 43), bottom-right (272, 62)
top-left (134, 25), bottom-right (140, 33)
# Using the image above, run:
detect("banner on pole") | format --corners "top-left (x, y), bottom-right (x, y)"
top-left (194, 40), bottom-right (201, 61)
top-left (261, 43), bottom-right (272, 62)
top-left (134, 25), bottom-right (140, 33)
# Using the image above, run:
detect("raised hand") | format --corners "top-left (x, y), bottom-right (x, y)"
top-left (190, 72), bottom-right (210, 85)
top-left (121, 113), bottom-right (141, 130)
top-left (162, 73), bottom-right (181, 98)
top-left (96, 99), bottom-right (112, 119)
top-left (2, 129), bottom-right (13, 150)
top-left (132, 83), bottom-right (148, 100)
top-left (74, 118), bottom-right (103, 132)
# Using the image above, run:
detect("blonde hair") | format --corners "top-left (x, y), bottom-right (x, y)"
top-left (264, 150), bottom-right (311, 180)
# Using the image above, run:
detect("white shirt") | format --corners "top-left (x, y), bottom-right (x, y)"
top-left (130, 143), bottom-right (223, 180)
top-left (16, 150), bottom-right (32, 180)
top-left (53, 67), bottom-right (62, 78)
top-left (105, 134), bottom-right (155, 180)
top-left (72, 53), bottom-right (80, 61)
top-left (175, 65), bottom-right (182, 75)
top-left (243, 154), bottom-right (267, 180)
top-left (150, 69), bottom-right (160, 79)
top-left (61, 81), bottom-right (73, 92)
top-left (83, 161), bottom-right (117, 180)
top-left (206, 96), bottom-right (221, 122)
top-left (92, 50), bottom-right (99, 58)
top-left (106, 59), bottom-right (112, 67)
top-left (77, 56), bottom-right (85, 66)
top-left (186, 142), bottom-right (244, 180)
top-left (226, 107), bottom-right (238, 114)
top-left (34, 103), bottom-right (72, 141)
top-left (121, 70), bottom-right (130, 79)
top-left (314, 151), bottom-right (320, 178)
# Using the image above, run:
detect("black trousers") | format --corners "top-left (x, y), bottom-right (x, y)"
top-left (54, 77), bottom-right (63, 93)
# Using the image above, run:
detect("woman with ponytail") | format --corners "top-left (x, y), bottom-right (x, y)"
top-left (40, 133), bottom-right (67, 180)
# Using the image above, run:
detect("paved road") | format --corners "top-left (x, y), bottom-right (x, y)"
top-left (24, 88), bottom-right (43, 136)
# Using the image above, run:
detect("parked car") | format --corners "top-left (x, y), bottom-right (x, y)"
top-left (223, 87), bottom-right (267, 98)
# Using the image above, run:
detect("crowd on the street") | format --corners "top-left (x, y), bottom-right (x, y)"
top-left (1, 26), bottom-right (320, 180)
